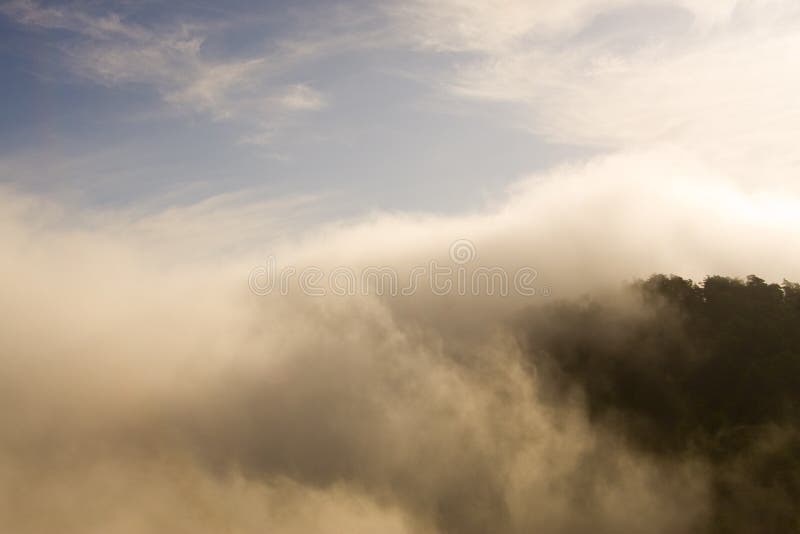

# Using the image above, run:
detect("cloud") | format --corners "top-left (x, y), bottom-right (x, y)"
top-left (275, 83), bottom-right (328, 111)
top-left (7, 0), bottom-right (798, 163)
top-left (393, 0), bottom-right (610, 52)
top-left (394, 0), bottom-right (744, 53)
top-left (396, 0), bottom-right (800, 188)
top-left (1, 0), bottom-right (328, 134)
top-left (1, 0), bottom-right (151, 40)
top-left (2, 144), bottom-right (800, 532)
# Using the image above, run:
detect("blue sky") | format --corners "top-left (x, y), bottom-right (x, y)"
top-left (2, 0), bottom-right (800, 226)
top-left (0, 0), bottom-right (592, 216)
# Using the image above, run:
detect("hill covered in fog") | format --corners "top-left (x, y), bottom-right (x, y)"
top-left (519, 275), bottom-right (800, 532)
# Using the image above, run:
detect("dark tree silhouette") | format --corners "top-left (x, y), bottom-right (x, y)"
top-left (518, 275), bottom-right (800, 533)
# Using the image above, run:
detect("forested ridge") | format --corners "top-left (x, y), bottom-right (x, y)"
top-left (520, 275), bottom-right (800, 533)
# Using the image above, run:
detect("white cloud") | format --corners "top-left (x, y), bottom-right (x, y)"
top-left (394, 0), bottom-right (750, 53)
top-left (2, 0), bottom-right (327, 130)
top-left (1, 0), bottom-right (151, 40)
top-left (393, 0), bottom-right (609, 52)
top-left (162, 58), bottom-right (267, 119)
top-left (275, 84), bottom-right (327, 111)
top-left (397, 0), bottom-right (800, 188)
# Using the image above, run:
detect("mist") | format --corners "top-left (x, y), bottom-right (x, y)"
top-left (2, 146), bottom-right (799, 533)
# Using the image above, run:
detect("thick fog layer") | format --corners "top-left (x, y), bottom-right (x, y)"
top-left (2, 149), bottom-right (799, 533)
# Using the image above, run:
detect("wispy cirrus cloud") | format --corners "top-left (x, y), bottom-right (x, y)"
top-left (392, 0), bottom-right (800, 188)
top-left (1, 0), bottom-right (328, 138)
top-left (393, 0), bottom-right (741, 54)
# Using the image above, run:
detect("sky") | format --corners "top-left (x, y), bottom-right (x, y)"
top-left (3, 0), bottom-right (798, 222)
top-left (0, 0), bottom-right (585, 215)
